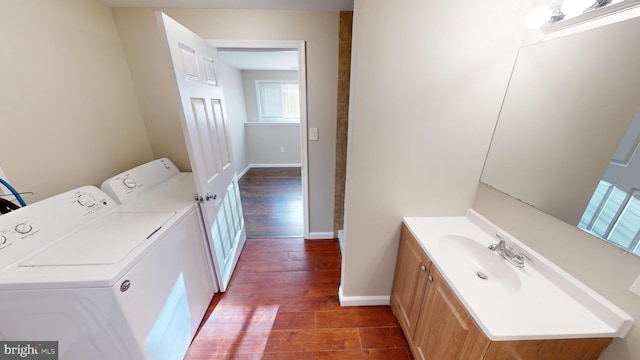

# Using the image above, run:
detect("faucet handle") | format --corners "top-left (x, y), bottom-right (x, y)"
top-left (489, 233), bottom-right (505, 251)
top-left (494, 233), bottom-right (506, 246)
top-left (514, 252), bottom-right (533, 263)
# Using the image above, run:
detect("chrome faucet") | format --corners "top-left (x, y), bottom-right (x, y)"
top-left (488, 233), bottom-right (533, 268)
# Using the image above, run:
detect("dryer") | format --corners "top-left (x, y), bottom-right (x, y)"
top-left (0, 186), bottom-right (213, 359)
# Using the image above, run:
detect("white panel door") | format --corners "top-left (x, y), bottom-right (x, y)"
top-left (156, 12), bottom-right (246, 291)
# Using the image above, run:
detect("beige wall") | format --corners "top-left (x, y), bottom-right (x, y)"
top-left (246, 124), bottom-right (301, 166)
top-left (217, 60), bottom-right (249, 174)
top-left (474, 184), bottom-right (640, 359)
top-left (111, 8), bottom-right (338, 234)
top-left (341, 0), bottom-right (531, 297)
top-left (0, 0), bottom-right (153, 203)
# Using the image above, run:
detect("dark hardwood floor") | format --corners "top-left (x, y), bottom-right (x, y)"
top-left (185, 167), bottom-right (411, 358)
top-left (186, 238), bottom-right (412, 359)
top-left (239, 167), bottom-right (304, 238)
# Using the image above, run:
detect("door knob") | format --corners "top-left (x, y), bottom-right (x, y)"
top-left (205, 192), bottom-right (217, 201)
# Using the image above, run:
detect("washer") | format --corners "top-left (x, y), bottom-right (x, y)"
top-left (0, 185), bottom-right (214, 359)
top-left (101, 158), bottom-right (218, 292)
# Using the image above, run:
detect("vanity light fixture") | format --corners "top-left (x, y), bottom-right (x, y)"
top-left (561, 0), bottom-right (601, 16)
top-left (524, 0), bottom-right (637, 30)
top-left (524, 6), bottom-right (562, 29)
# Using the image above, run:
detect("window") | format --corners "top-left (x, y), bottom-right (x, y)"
top-left (256, 81), bottom-right (300, 123)
top-left (579, 180), bottom-right (640, 255)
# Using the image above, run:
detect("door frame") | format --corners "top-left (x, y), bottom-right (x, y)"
top-left (209, 39), bottom-right (310, 239)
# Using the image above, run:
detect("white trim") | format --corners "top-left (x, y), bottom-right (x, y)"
top-left (238, 163), bottom-right (302, 179)
top-left (308, 232), bottom-right (335, 239)
top-left (237, 165), bottom-right (252, 179)
top-left (298, 42), bottom-right (310, 241)
top-left (337, 229), bottom-right (344, 254)
top-left (209, 39), bottom-right (310, 240)
top-left (250, 163), bottom-right (302, 168)
top-left (338, 286), bottom-right (390, 307)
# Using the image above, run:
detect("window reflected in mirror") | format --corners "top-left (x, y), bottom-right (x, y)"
top-left (579, 108), bottom-right (640, 255)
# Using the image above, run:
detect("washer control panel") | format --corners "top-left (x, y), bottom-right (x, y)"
top-left (101, 158), bottom-right (180, 205)
top-left (0, 186), bottom-right (115, 267)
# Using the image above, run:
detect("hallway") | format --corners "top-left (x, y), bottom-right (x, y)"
top-left (239, 167), bottom-right (304, 238)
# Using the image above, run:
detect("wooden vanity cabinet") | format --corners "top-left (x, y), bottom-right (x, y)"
top-left (390, 224), bottom-right (431, 339)
top-left (391, 224), bottom-right (613, 360)
top-left (391, 225), bottom-right (487, 359)
top-left (413, 265), bottom-right (490, 359)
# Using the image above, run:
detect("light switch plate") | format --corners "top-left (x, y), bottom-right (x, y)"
top-left (630, 273), bottom-right (640, 296)
top-left (309, 128), bottom-right (318, 141)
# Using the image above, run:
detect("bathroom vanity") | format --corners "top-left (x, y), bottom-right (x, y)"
top-left (391, 211), bottom-right (633, 360)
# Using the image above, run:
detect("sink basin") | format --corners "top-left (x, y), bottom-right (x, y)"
top-left (438, 234), bottom-right (521, 293)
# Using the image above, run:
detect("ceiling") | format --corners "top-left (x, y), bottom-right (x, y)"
top-left (96, 0), bottom-right (354, 11)
top-left (98, 0), bottom-right (351, 70)
top-left (218, 50), bottom-right (299, 70)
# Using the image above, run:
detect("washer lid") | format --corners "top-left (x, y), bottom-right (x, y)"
top-left (20, 212), bottom-right (175, 267)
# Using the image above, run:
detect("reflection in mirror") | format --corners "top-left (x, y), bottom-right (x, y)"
top-left (481, 16), bottom-right (640, 255)
top-left (578, 108), bottom-right (640, 255)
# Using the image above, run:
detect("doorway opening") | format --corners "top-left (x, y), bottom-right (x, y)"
top-left (214, 41), bottom-right (309, 239)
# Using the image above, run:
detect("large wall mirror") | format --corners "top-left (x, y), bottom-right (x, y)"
top-left (481, 15), bottom-right (640, 256)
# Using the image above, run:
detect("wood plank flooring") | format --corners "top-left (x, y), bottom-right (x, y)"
top-left (239, 168), bottom-right (303, 238)
top-left (185, 238), bottom-right (413, 359)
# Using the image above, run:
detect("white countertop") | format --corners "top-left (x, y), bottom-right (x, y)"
top-left (403, 210), bottom-right (633, 341)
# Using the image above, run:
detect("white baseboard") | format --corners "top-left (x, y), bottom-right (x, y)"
top-left (308, 232), bottom-right (335, 239)
top-left (238, 163), bottom-right (301, 180)
top-left (237, 165), bottom-right (251, 179)
top-left (338, 285), bottom-right (390, 306)
top-left (337, 229), bottom-right (344, 254)
top-left (250, 163), bottom-right (302, 168)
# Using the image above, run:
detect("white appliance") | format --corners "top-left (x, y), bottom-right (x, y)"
top-left (100, 158), bottom-right (226, 292)
top-left (0, 185), bottom-right (214, 359)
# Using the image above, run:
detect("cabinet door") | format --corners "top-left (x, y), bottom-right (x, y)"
top-left (390, 225), bottom-right (431, 339)
top-left (413, 267), bottom-right (490, 360)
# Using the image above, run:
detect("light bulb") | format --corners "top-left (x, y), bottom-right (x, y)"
top-left (524, 6), bottom-right (553, 29)
top-left (561, 0), bottom-right (595, 17)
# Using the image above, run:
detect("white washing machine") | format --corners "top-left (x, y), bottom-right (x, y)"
top-left (100, 158), bottom-right (218, 293)
top-left (0, 185), bottom-right (214, 359)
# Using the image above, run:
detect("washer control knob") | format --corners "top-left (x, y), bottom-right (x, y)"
top-left (0, 235), bottom-right (6, 245)
top-left (77, 193), bottom-right (97, 207)
top-left (123, 177), bottom-right (137, 189)
top-left (15, 223), bottom-right (32, 234)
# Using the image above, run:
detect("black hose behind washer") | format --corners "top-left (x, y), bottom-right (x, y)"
top-left (0, 197), bottom-right (20, 214)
